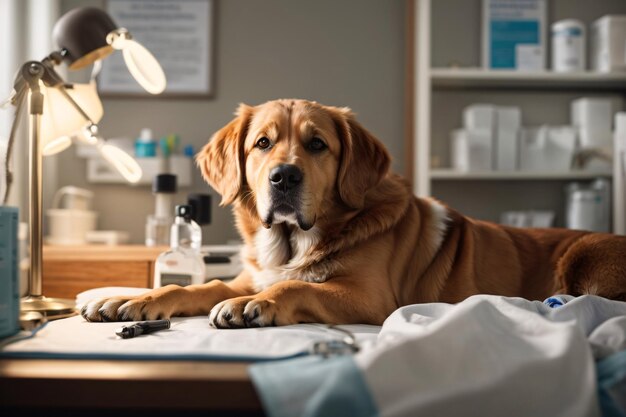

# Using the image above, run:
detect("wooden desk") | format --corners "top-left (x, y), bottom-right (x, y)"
top-left (11, 246), bottom-right (264, 414)
top-left (42, 245), bottom-right (167, 299)
top-left (0, 358), bottom-right (263, 416)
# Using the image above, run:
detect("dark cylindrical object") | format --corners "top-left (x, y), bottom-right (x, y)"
top-left (53, 7), bottom-right (118, 70)
top-left (153, 174), bottom-right (177, 194)
top-left (188, 193), bottom-right (211, 225)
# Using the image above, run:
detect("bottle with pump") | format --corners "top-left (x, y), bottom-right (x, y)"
top-left (153, 205), bottom-right (205, 288)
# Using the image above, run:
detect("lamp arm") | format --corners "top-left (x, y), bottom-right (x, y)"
top-left (1, 60), bottom-right (47, 205)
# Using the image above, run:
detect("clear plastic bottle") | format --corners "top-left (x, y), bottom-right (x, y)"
top-left (153, 205), bottom-right (205, 288)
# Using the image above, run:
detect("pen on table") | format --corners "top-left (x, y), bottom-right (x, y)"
top-left (115, 319), bottom-right (171, 339)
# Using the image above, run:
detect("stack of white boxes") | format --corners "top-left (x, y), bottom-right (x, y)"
top-left (451, 104), bottom-right (521, 172)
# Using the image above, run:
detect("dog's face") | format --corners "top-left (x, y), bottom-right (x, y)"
top-left (198, 99), bottom-right (390, 231)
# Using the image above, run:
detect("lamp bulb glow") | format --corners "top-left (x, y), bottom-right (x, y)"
top-left (107, 29), bottom-right (166, 95)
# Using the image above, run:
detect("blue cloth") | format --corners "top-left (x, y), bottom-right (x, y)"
top-left (597, 350), bottom-right (626, 417)
top-left (249, 355), bottom-right (378, 417)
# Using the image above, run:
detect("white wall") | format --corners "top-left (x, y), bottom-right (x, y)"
top-left (55, 0), bottom-right (407, 244)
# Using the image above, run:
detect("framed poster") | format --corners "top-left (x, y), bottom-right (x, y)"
top-left (99, 0), bottom-right (214, 98)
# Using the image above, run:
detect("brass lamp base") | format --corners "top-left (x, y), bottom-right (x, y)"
top-left (21, 295), bottom-right (77, 321)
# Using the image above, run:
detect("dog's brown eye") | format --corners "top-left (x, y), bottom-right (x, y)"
top-left (256, 137), bottom-right (271, 149)
top-left (307, 137), bottom-right (327, 152)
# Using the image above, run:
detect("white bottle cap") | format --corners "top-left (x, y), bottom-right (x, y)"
top-left (139, 128), bottom-right (153, 142)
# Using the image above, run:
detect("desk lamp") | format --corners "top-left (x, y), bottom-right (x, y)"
top-left (2, 7), bottom-right (166, 319)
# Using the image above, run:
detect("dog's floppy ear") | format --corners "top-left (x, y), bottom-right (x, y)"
top-left (196, 104), bottom-right (253, 206)
top-left (327, 106), bottom-right (391, 209)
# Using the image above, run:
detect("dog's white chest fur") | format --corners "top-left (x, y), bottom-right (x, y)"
top-left (248, 225), bottom-right (324, 291)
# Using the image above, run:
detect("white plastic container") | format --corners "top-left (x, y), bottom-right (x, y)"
top-left (551, 19), bottom-right (586, 72)
top-left (463, 104), bottom-right (495, 129)
top-left (520, 126), bottom-right (577, 172)
top-left (495, 107), bottom-right (521, 171)
top-left (565, 179), bottom-right (611, 232)
top-left (571, 98), bottom-right (613, 131)
top-left (46, 209), bottom-right (98, 245)
top-left (153, 205), bottom-right (205, 288)
top-left (46, 186), bottom-right (97, 245)
top-left (451, 129), bottom-right (493, 172)
top-left (591, 15), bottom-right (626, 73)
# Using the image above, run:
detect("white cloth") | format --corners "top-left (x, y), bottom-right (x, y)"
top-left (355, 295), bottom-right (626, 417)
top-left (250, 294), bottom-right (626, 417)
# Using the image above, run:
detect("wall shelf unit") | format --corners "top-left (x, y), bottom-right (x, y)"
top-left (431, 68), bottom-right (626, 91)
top-left (412, 0), bottom-right (626, 231)
top-left (430, 169), bottom-right (613, 181)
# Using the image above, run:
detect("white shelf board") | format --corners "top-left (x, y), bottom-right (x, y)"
top-left (430, 68), bottom-right (626, 90)
top-left (430, 169), bottom-right (612, 181)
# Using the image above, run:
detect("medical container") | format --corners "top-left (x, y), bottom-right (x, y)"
top-left (482, 0), bottom-right (546, 70)
top-left (551, 19), bottom-right (586, 72)
top-left (153, 205), bottom-right (205, 288)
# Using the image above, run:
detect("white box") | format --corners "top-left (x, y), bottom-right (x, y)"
top-left (482, 0), bottom-right (546, 70)
top-left (451, 129), bottom-right (493, 172)
top-left (495, 107), bottom-right (521, 171)
top-left (463, 104), bottom-right (495, 129)
top-left (571, 98), bottom-right (613, 131)
top-left (520, 126), bottom-right (577, 171)
top-left (591, 15), bottom-right (626, 73)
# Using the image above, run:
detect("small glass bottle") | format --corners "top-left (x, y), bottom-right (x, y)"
top-left (153, 205), bottom-right (205, 288)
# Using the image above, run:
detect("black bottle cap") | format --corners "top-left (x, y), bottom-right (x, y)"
top-left (153, 174), bottom-right (177, 194)
top-left (175, 204), bottom-right (193, 220)
top-left (187, 194), bottom-right (211, 226)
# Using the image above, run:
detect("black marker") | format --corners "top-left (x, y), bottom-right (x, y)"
top-left (115, 319), bottom-right (170, 339)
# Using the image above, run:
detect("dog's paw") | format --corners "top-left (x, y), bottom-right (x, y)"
top-left (80, 292), bottom-right (177, 322)
top-left (208, 296), bottom-right (288, 329)
top-left (80, 297), bottom-right (135, 322)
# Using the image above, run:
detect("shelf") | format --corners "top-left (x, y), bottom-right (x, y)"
top-left (430, 68), bottom-right (626, 91)
top-left (86, 155), bottom-right (193, 186)
top-left (430, 169), bottom-right (613, 181)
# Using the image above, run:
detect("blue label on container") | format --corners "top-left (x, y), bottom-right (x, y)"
top-left (552, 27), bottom-right (582, 37)
top-left (490, 20), bottom-right (540, 68)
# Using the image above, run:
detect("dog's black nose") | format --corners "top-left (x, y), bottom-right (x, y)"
top-left (269, 164), bottom-right (303, 192)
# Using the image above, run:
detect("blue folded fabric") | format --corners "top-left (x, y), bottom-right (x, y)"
top-left (249, 355), bottom-right (378, 417)
top-left (597, 350), bottom-right (626, 417)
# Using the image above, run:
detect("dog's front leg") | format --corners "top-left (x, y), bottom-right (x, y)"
top-left (209, 278), bottom-right (396, 328)
top-left (81, 271), bottom-right (256, 322)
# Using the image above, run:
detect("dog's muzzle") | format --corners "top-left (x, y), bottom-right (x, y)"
top-left (264, 164), bottom-right (313, 230)
top-left (269, 164), bottom-right (302, 193)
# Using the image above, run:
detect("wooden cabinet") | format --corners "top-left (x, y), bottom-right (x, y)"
top-left (42, 245), bottom-right (167, 299)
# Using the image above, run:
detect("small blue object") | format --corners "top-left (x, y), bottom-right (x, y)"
top-left (135, 140), bottom-right (157, 158)
top-left (184, 144), bottom-right (195, 157)
top-left (544, 296), bottom-right (568, 308)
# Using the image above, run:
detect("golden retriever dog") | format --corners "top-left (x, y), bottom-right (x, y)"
top-left (81, 99), bottom-right (626, 328)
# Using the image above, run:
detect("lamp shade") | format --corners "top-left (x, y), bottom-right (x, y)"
top-left (41, 81), bottom-right (103, 155)
top-left (53, 7), bottom-right (117, 70)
